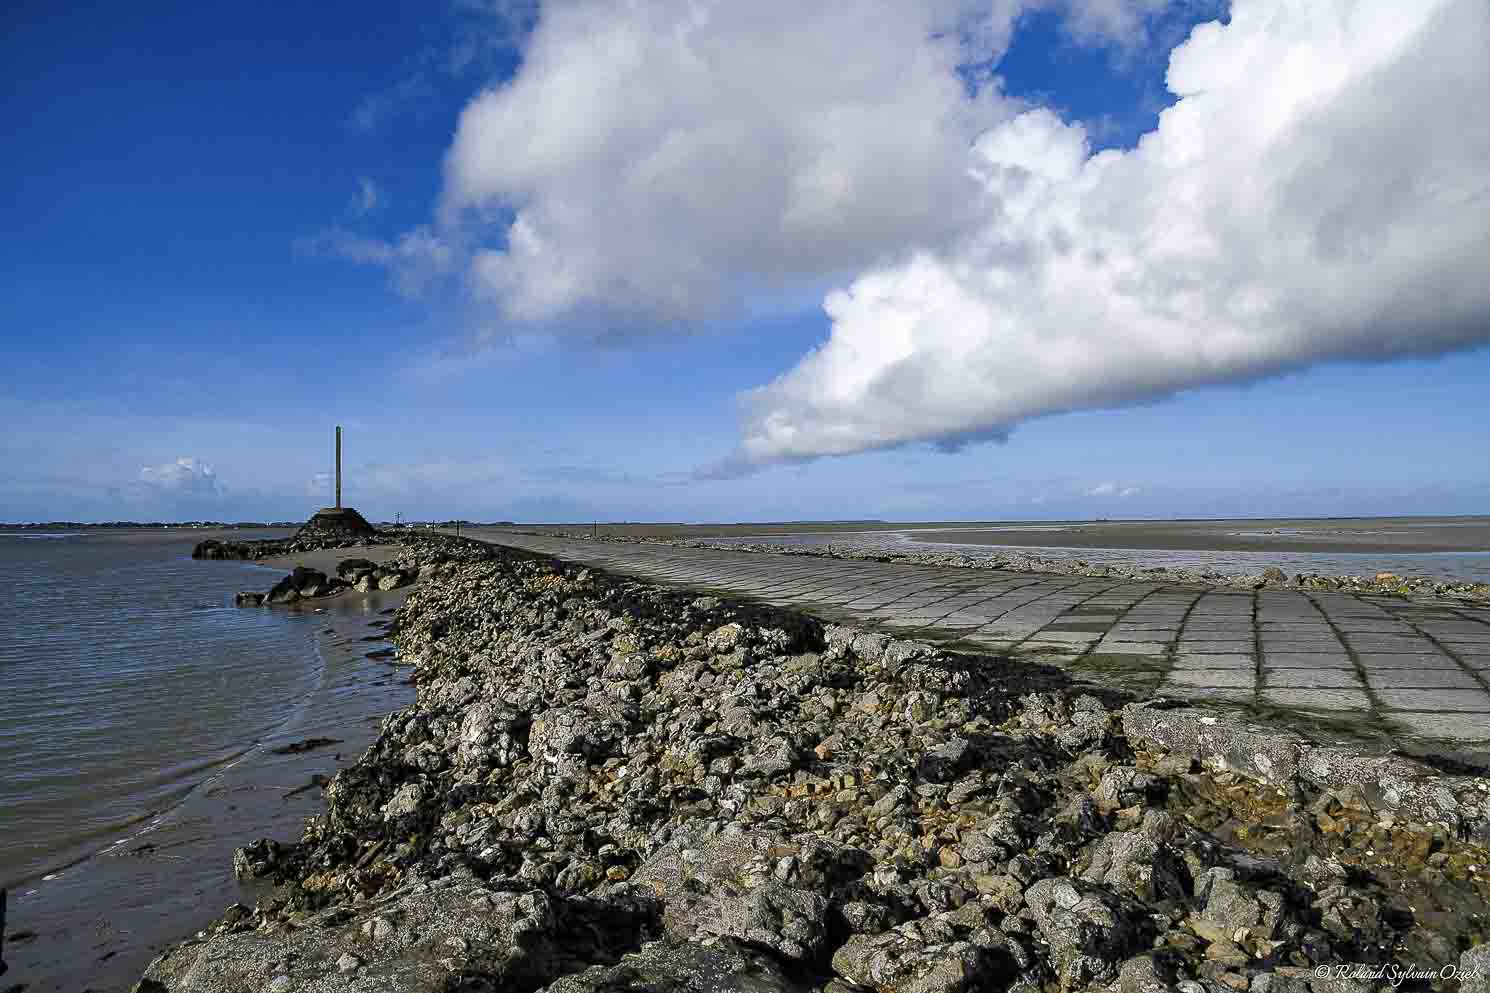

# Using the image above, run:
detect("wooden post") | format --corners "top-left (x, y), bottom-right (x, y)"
top-left (335, 425), bottom-right (342, 510)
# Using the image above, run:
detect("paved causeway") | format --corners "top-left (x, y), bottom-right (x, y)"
top-left (473, 531), bottom-right (1490, 744)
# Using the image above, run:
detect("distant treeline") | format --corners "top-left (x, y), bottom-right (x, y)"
top-left (1, 520), bottom-right (519, 529)
top-left (0, 521), bottom-right (299, 529)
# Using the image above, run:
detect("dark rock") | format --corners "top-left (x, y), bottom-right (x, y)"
top-left (543, 939), bottom-right (812, 992)
top-left (1119, 954), bottom-right (1177, 993)
top-left (139, 879), bottom-right (562, 992)
top-left (271, 737), bottom-right (343, 756)
top-left (1461, 944), bottom-right (1490, 993)
top-left (265, 575), bottom-right (300, 604)
top-left (1024, 877), bottom-right (1149, 988)
top-left (1195, 868), bottom-right (1281, 939)
top-left (631, 831), bottom-right (838, 963)
top-left (830, 908), bottom-right (1015, 993)
top-left (1080, 813), bottom-right (1190, 904)
top-left (231, 838), bottom-right (287, 881)
top-left (337, 557), bottom-right (378, 579)
top-left (291, 566), bottom-right (330, 596)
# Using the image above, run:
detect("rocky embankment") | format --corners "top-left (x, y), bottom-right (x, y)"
top-left (193, 526), bottom-right (381, 562)
top-left (566, 534), bottom-right (1490, 604)
top-left (138, 542), bottom-right (1490, 992)
top-left (234, 559), bottom-right (420, 607)
top-left (199, 524), bottom-right (485, 607)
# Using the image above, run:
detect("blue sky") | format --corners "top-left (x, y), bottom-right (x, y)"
top-left (3, 0), bottom-right (1487, 523)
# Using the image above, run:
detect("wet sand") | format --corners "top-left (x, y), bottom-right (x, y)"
top-left (2, 586), bottom-right (415, 992)
top-left (904, 517), bottom-right (1490, 554)
top-left (514, 517), bottom-right (1490, 555)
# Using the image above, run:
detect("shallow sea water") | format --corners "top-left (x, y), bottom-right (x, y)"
top-left (0, 528), bottom-right (413, 990)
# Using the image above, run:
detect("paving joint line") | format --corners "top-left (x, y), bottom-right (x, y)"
top-left (1162, 588), bottom-right (1210, 693)
top-left (1250, 590), bottom-right (1264, 708)
top-left (1304, 592), bottom-right (1389, 730)
top-left (961, 577), bottom-right (1114, 640)
top-left (920, 583), bottom-right (1058, 628)
top-left (1377, 600), bottom-right (1490, 700)
top-left (1071, 583), bottom-right (1176, 682)
top-left (1002, 579), bottom-right (1145, 659)
top-left (1444, 603), bottom-right (1490, 633)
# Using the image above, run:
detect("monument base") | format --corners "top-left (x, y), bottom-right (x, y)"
top-left (296, 507), bottom-right (378, 542)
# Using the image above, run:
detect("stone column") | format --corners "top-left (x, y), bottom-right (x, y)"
top-left (335, 425), bottom-right (342, 510)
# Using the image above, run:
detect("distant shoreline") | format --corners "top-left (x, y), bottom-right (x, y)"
top-left (511, 515), bottom-right (1490, 556)
top-left (902, 521), bottom-right (1490, 555)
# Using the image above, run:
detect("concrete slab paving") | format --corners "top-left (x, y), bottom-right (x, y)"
top-left (468, 529), bottom-right (1490, 746)
top-left (1264, 669), bottom-right (1363, 688)
top-left (1368, 668), bottom-right (1482, 689)
top-left (1383, 713), bottom-right (1490, 740)
top-left (1376, 689), bottom-right (1490, 711)
top-left (1262, 653), bottom-right (1355, 668)
top-left (1356, 653), bottom-right (1463, 669)
top-left (1262, 688), bottom-right (1373, 711)
top-left (1168, 668), bottom-right (1257, 688)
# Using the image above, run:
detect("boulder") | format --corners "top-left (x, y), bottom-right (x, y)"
top-left (542, 939), bottom-right (812, 992)
top-left (337, 557), bottom-right (378, 579)
top-left (375, 569), bottom-right (412, 591)
top-left (830, 908), bottom-right (1015, 993)
top-left (457, 702), bottom-right (530, 771)
top-left (1024, 877), bottom-right (1148, 989)
top-left (630, 830), bottom-right (849, 963)
top-left (1195, 868), bottom-right (1282, 940)
top-left (138, 879), bottom-right (561, 992)
top-left (1460, 944), bottom-right (1490, 993)
top-left (528, 706), bottom-right (619, 766)
top-left (266, 575), bottom-right (301, 604)
top-left (1080, 812), bottom-right (1190, 904)
top-left (231, 838), bottom-right (287, 881)
top-left (292, 566), bottom-right (330, 596)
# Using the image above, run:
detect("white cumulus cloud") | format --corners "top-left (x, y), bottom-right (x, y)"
top-left (1089, 482), bottom-right (1141, 497)
top-left (739, 0), bottom-right (1490, 461)
top-left (138, 457), bottom-right (224, 496)
top-left (439, 0), bottom-right (1175, 322)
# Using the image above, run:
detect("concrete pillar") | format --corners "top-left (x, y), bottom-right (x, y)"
top-left (335, 425), bottom-right (342, 509)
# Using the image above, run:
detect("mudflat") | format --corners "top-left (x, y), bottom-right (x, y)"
top-left (518, 516), bottom-right (1490, 555)
top-left (906, 516), bottom-right (1490, 554)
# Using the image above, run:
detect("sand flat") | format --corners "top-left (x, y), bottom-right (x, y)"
top-left (514, 517), bottom-right (1490, 555)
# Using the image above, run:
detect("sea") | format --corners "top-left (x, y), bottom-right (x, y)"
top-left (0, 528), bottom-right (411, 991)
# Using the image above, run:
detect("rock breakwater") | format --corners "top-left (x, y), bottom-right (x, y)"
top-left (234, 560), bottom-right (420, 607)
top-left (140, 541), bottom-right (1490, 991)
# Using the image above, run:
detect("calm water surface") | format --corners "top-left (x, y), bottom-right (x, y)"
top-left (0, 529), bottom-right (312, 890)
top-left (0, 528), bottom-right (416, 991)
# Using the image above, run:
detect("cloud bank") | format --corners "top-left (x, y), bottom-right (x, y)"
top-left (741, 0), bottom-right (1490, 460)
top-left (440, 0), bottom-right (1179, 321)
top-left (383, 0), bottom-right (1490, 465)
top-left (138, 457), bottom-right (224, 497)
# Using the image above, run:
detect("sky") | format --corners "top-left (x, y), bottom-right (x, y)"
top-left (2, 0), bottom-right (1488, 524)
